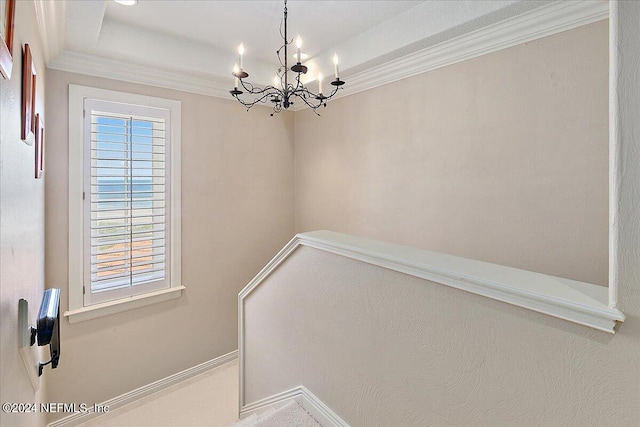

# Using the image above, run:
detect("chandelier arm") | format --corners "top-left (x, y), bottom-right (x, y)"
top-left (297, 95), bottom-right (322, 116)
top-left (239, 79), bottom-right (283, 97)
top-left (293, 73), bottom-right (305, 92)
top-left (238, 79), bottom-right (263, 93)
top-left (317, 84), bottom-right (341, 101)
top-left (234, 91), bottom-right (277, 110)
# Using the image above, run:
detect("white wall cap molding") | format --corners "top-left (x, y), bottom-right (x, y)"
top-left (47, 350), bottom-right (238, 427)
top-left (239, 231), bottom-right (624, 334)
top-left (238, 230), bottom-right (625, 420)
top-left (240, 385), bottom-right (349, 427)
top-left (47, 1), bottom-right (607, 111)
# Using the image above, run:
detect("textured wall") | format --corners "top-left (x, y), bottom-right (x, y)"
top-left (612, 0), bottom-right (640, 320)
top-left (295, 20), bottom-right (609, 286)
top-left (242, 7), bottom-right (640, 426)
top-left (243, 244), bottom-right (639, 426)
top-left (0, 1), bottom-right (48, 426)
top-left (44, 70), bottom-right (294, 421)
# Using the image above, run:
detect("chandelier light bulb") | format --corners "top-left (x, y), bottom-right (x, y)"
top-left (273, 75), bottom-right (280, 88)
top-left (238, 43), bottom-right (245, 69)
top-left (233, 65), bottom-right (239, 88)
top-left (333, 54), bottom-right (339, 79)
top-left (296, 35), bottom-right (302, 63)
top-left (318, 72), bottom-right (323, 94)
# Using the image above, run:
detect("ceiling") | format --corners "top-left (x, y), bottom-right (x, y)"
top-left (43, 0), bottom-right (608, 103)
top-left (103, 1), bottom-right (424, 64)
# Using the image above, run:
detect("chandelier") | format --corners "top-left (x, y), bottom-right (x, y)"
top-left (230, 0), bottom-right (345, 115)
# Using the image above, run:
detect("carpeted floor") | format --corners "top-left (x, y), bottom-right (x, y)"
top-left (255, 401), bottom-right (321, 427)
top-left (78, 360), bottom-right (238, 427)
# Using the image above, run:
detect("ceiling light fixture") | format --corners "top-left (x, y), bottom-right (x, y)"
top-left (114, 0), bottom-right (137, 5)
top-left (230, 0), bottom-right (345, 115)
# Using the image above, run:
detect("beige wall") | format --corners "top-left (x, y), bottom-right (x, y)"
top-left (243, 8), bottom-right (640, 426)
top-left (243, 244), bottom-right (640, 426)
top-left (44, 70), bottom-right (294, 421)
top-left (295, 20), bottom-right (609, 286)
top-left (0, 1), bottom-right (49, 426)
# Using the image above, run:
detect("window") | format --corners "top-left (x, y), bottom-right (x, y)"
top-left (67, 86), bottom-right (182, 323)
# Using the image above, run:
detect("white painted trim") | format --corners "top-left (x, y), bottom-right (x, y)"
top-left (64, 286), bottom-right (185, 324)
top-left (240, 230), bottom-right (623, 344)
top-left (48, 1), bottom-right (607, 110)
top-left (50, 51), bottom-right (233, 100)
top-left (47, 350), bottom-right (238, 427)
top-left (240, 385), bottom-right (349, 427)
top-left (608, 1), bottom-right (620, 309)
top-left (67, 85), bottom-right (183, 322)
top-left (308, 0), bottom-right (609, 108)
top-left (238, 231), bottom-right (625, 414)
top-left (33, 0), bottom-right (66, 65)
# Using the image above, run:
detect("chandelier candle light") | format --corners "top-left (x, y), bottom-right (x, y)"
top-left (230, 0), bottom-right (345, 115)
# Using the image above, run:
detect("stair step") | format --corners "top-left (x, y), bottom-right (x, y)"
top-left (254, 402), bottom-right (321, 427)
top-left (228, 401), bottom-right (322, 427)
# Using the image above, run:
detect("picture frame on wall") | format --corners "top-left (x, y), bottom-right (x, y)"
top-left (21, 43), bottom-right (37, 143)
top-left (35, 113), bottom-right (44, 179)
top-left (0, 0), bottom-right (16, 79)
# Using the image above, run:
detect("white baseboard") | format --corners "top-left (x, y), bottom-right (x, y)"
top-left (240, 385), bottom-right (349, 427)
top-left (48, 349), bottom-right (238, 427)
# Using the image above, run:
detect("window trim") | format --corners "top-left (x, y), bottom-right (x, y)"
top-left (66, 85), bottom-right (183, 324)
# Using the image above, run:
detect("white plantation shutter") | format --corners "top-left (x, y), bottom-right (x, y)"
top-left (83, 99), bottom-right (171, 306)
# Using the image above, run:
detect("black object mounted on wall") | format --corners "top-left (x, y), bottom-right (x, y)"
top-left (24, 288), bottom-right (61, 376)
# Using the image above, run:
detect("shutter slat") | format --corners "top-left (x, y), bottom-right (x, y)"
top-left (91, 218), bottom-right (165, 229)
top-left (91, 196), bottom-right (165, 202)
top-left (92, 249), bottom-right (165, 266)
top-left (89, 241), bottom-right (166, 257)
top-left (91, 211), bottom-right (166, 220)
top-left (92, 265), bottom-right (166, 284)
top-left (91, 155), bottom-right (165, 161)
top-left (91, 234), bottom-right (165, 248)
top-left (92, 256), bottom-right (166, 274)
top-left (91, 205), bottom-right (165, 213)
top-left (91, 130), bottom-right (165, 138)
top-left (91, 224), bottom-right (165, 239)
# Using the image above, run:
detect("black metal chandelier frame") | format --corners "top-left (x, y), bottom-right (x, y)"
top-left (230, 0), bottom-right (345, 115)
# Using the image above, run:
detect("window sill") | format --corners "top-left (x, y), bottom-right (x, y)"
top-left (64, 286), bottom-right (185, 324)
top-left (242, 231), bottom-right (625, 333)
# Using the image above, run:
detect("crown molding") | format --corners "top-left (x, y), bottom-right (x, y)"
top-left (47, 1), bottom-right (608, 110)
top-left (48, 51), bottom-right (232, 99)
top-left (291, 0), bottom-right (609, 110)
top-left (34, 0), bottom-right (66, 65)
